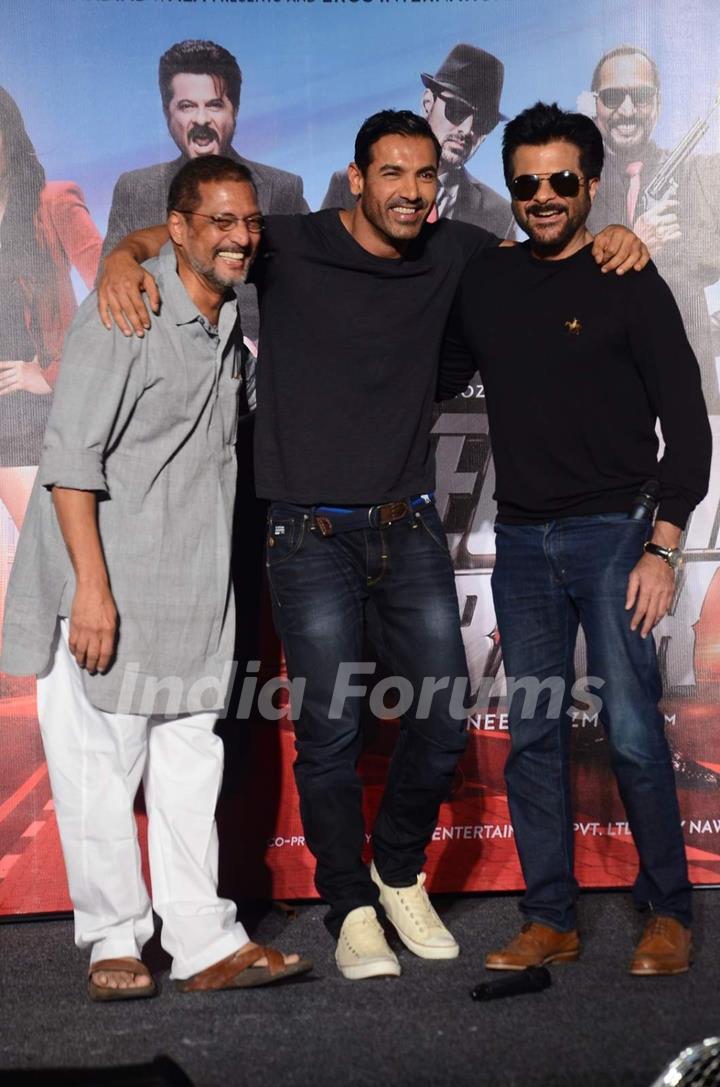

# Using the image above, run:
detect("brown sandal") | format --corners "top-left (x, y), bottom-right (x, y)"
top-left (176, 943), bottom-right (313, 992)
top-left (88, 957), bottom-right (157, 1002)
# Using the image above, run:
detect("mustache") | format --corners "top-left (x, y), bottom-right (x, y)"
top-left (443, 133), bottom-right (470, 147)
top-left (609, 116), bottom-right (642, 128)
top-left (188, 124), bottom-right (218, 143)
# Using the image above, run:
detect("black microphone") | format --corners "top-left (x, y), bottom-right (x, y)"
top-left (629, 479), bottom-right (661, 521)
top-left (470, 965), bottom-right (552, 1002)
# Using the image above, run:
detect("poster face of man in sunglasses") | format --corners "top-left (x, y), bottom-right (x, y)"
top-left (593, 51), bottom-right (659, 158)
top-left (586, 44), bottom-right (720, 412)
top-left (421, 85), bottom-right (488, 173)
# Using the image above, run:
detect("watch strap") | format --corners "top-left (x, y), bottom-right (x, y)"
top-left (643, 541), bottom-right (682, 568)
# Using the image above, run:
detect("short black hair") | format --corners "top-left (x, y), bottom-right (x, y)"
top-left (353, 110), bottom-right (441, 176)
top-left (167, 155), bottom-right (256, 217)
top-left (591, 45), bottom-right (659, 93)
top-left (159, 40), bottom-right (242, 114)
top-left (502, 101), bottom-right (604, 187)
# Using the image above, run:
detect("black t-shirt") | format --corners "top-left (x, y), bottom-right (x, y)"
top-left (440, 242), bottom-right (711, 528)
top-left (251, 209), bottom-right (497, 504)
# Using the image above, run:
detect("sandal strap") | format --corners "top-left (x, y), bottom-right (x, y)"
top-left (89, 957), bottom-right (151, 979)
top-left (261, 945), bottom-right (286, 977)
top-left (181, 944), bottom-right (266, 992)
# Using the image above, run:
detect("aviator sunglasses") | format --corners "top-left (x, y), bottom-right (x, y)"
top-left (510, 170), bottom-right (587, 201)
top-left (595, 85), bottom-right (657, 110)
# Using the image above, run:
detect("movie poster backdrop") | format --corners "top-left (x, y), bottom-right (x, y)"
top-left (1, 0), bottom-right (720, 914)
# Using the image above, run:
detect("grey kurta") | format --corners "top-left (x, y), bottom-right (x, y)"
top-left (1, 242), bottom-right (244, 715)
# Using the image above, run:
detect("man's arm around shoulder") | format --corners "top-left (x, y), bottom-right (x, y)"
top-left (98, 225), bottom-right (168, 336)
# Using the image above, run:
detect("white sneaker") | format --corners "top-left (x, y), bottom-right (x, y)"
top-left (370, 861), bottom-right (459, 959)
top-left (335, 906), bottom-right (401, 980)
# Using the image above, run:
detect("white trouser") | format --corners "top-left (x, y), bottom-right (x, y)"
top-left (36, 621), bottom-right (249, 979)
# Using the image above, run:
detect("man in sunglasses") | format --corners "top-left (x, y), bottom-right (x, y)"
top-left (587, 44), bottom-right (720, 413)
top-left (93, 112), bottom-right (647, 981)
top-left (442, 102), bottom-right (711, 976)
top-left (321, 44), bottom-right (515, 239)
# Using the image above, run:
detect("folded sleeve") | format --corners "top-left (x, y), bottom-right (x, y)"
top-left (38, 294), bottom-right (146, 493)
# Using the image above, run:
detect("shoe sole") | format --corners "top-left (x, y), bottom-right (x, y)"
top-left (628, 964), bottom-right (691, 976)
top-left (484, 949), bottom-right (580, 971)
top-left (629, 957), bottom-right (692, 977)
top-left (336, 959), bottom-right (402, 981)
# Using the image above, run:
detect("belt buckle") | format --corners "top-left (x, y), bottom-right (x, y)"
top-left (378, 501), bottom-right (409, 526)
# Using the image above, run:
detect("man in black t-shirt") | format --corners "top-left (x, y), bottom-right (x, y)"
top-left (442, 103), bottom-right (711, 977)
top-left (96, 115), bottom-right (648, 983)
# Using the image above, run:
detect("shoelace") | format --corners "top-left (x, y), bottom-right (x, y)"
top-left (643, 916), bottom-right (677, 941)
top-left (344, 911), bottom-right (384, 954)
top-left (396, 874), bottom-right (441, 929)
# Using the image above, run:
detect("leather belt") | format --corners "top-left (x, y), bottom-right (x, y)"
top-left (312, 494), bottom-right (433, 537)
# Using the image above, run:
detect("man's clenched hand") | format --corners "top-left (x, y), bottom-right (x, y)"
top-left (69, 583), bottom-right (118, 674)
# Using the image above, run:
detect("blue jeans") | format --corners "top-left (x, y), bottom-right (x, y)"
top-left (492, 514), bottom-right (691, 932)
top-left (266, 502), bottom-right (469, 937)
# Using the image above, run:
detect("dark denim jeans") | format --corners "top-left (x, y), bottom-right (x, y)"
top-left (492, 514), bottom-right (691, 932)
top-left (266, 502), bottom-right (469, 937)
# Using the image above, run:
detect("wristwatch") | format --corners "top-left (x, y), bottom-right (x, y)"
top-left (643, 541), bottom-right (684, 569)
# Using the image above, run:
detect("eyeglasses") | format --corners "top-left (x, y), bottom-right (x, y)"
top-left (595, 85), bottom-right (657, 110)
top-left (438, 93), bottom-right (487, 133)
top-left (510, 170), bottom-right (587, 201)
top-left (173, 209), bottom-right (266, 233)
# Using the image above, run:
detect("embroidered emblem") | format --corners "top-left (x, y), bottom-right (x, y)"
top-left (564, 318), bottom-right (582, 336)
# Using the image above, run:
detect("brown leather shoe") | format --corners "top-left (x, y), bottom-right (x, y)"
top-left (485, 922), bottom-right (580, 971)
top-left (629, 916), bottom-right (692, 976)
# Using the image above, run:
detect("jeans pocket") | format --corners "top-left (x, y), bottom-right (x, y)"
top-left (266, 516), bottom-right (307, 567)
top-left (265, 517), bottom-right (308, 609)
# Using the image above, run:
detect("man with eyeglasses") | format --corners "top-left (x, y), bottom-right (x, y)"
top-left (441, 102), bottom-right (711, 976)
top-left (0, 156), bottom-right (311, 998)
top-left (321, 44), bottom-right (515, 238)
top-left (586, 44), bottom-right (720, 413)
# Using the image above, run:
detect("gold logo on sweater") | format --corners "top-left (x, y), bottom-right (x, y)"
top-left (565, 318), bottom-right (582, 336)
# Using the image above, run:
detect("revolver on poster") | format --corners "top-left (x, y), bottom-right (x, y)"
top-left (638, 88), bottom-right (720, 217)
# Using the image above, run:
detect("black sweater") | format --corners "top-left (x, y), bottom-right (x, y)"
top-left (251, 210), bottom-right (497, 504)
top-left (440, 242), bottom-right (711, 528)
